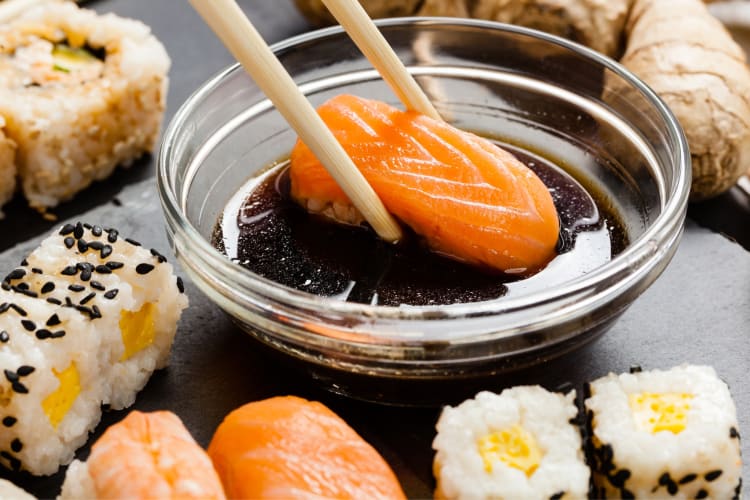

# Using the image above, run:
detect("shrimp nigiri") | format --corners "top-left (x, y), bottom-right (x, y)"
top-left (59, 410), bottom-right (226, 499)
top-left (208, 395), bottom-right (406, 499)
top-left (290, 94), bottom-right (560, 274)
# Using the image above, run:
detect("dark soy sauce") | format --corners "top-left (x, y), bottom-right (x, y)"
top-left (213, 143), bottom-right (628, 306)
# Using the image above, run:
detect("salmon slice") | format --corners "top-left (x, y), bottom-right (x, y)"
top-left (290, 94), bottom-right (560, 274)
top-left (207, 396), bottom-right (406, 499)
top-left (84, 411), bottom-right (225, 499)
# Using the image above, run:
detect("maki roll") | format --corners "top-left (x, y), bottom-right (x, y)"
top-left (585, 364), bottom-right (742, 499)
top-left (0, 222), bottom-right (187, 475)
top-left (0, 119), bottom-right (16, 217)
top-left (432, 387), bottom-right (590, 499)
top-left (0, 2), bottom-right (169, 211)
top-left (60, 410), bottom-right (226, 499)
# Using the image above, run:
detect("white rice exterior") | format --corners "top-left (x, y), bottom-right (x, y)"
top-left (0, 117), bottom-right (16, 217)
top-left (0, 222), bottom-right (187, 475)
top-left (0, 2), bottom-right (169, 210)
top-left (0, 478), bottom-right (35, 499)
top-left (58, 458), bottom-right (95, 499)
top-left (585, 364), bottom-right (742, 499)
top-left (433, 387), bottom-right (590, 500)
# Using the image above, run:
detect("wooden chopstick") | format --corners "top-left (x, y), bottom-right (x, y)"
top-left (321, 0), bottom-right (442, 120)
top-left (189, 0), bottom-right (403, 243)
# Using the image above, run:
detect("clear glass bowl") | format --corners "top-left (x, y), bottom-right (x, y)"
top-left (157, 18), bottom-right (690, 404)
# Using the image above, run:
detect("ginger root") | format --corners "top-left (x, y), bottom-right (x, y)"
top-left (294, 0), bottom-right (750, 200)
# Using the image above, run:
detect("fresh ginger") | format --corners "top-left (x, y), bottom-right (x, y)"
top-left (295, 0), bottom-right (750, 200)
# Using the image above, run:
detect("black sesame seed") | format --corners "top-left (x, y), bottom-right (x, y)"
top-left (77, 239), bottom-right (88, 253)
top-left (5, 269), bottom-right (25, 281)
top-left (549, 492), bottom-right (564, 500)
top-left (59, 223), bottom-right (75, 235)
top-left (92, 225), bottom-right (102, 237)
top-left (125, 238), bottom-right (141, 247)
top-left (41, 282), bottom-right (55, 294)
top-left (176, 277), bottom-right (184, 293)
top-left (74, 305), bottom-right (92, 316)
top-left (90, 281), bottom-right (105, 291)
top-left (0, 303), bottom-right (9, 314)
top-left (64, 297), bottom-right (73, 307)
top-left (68, 284), bottom-right (85, 292)
top-left (31, 268), bottom-right (42, 274)
top-left (61, 266), bottom-right (77, 276)
top-left (46, 297), bottom-right (61, 305)
top-left (629, 364), bottom-right (642, 373)
top-left (112, 197), bottom-right (122, 207)
top-left (80, 270), bottom-right (92, 282)
top-left (136, 263), bottom-right (154, 275)
top-left (21, 320), bottom-right (35, 332)
top-left (107, 230), bottom-right (118, 243)
top-left (679, 474), bottom-right (697, 484)
top-left (64, 237), bottom-right (75, 249)
top-left (80, 292), bottom-right (95, 305)
top-left (19, 259), bottom-right (27, 267)
top-left (77, 262), bottom-right (94, 272)
top-left (4, 370), bottom-right (18, 382)
top-left (705, 470), bottom-right (722, 482)
top-left (14, 283), bottom-right (28, 291)
top-left (610, 469), bottom-right (631, 488)
top-left (103, 289), bottom-right (119, 300)
top-left (83, 223), bottom-right (92, 230)
top-left (35, 329), bottom-right (51, 340)
top-left (659, 473), bottom-right (671, 485)
top-left (10, 439), bottom-right (22, 453)
top-left (696, 490), bottom-right (708, 499)
top-left (9, 304), bottom-right (27, 316)
top-left (91, 305), bottom-right (101, 319)
top-left (73, 222), bottom-right (84, 239)
top-left (0, 331), bottom-right (8, 343)
top-left (666, 480), bottom-right (678, 495)
top-left (1, 282), bottom-right (9, 291)
top-left (730, 427), bottom-right (740, 439)
top-left (8, 455), bottom-right (20, 471)
top-left (100, 245), bottom-right (113, 259)
top-left (95, 265), bottom-right (111, 275)
top-left (11, 382), bottom-right (27, 394)
top-left (46, 314), bottom-right (61, 327)
top-left (50, 330), bottom-right (66, 339)
top-left (14, 288), bottom-right (38, 298)
top-left (2, 417), bottom-right (16, 427)
top-left (16, 366), bottom-right (34, 377)
top-left (88, 241), bottom-right (104, 251)
top-left (106, 261), bottom-right (124, 270)
top-left (150, 248), bottom-right (167, 263)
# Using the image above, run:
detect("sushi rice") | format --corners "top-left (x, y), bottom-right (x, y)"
top-left (585, 364), bottom-right (742, 499)
top-left (0, 222), bottom-right (187, 475)
top-left (0, 2), bottom-right (169, 211)
top-left (432, 387), bottom-right (590, 500)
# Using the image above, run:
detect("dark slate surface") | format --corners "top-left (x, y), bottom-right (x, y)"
top-left (0, 1), bottom-right (748, 498)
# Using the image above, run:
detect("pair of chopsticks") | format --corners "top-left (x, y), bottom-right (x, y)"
top-left (190, 0), bottom-right (440, 243)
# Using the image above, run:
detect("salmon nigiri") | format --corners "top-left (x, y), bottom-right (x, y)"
top-left (208, 396), bottom-right (406, 499)
top-left (290, 94), bottom-right (560, 274)
top-left (59, 411), bottom-right (226, 499)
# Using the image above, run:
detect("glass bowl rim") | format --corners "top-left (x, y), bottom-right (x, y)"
top-left (157, 16), bottom-right (691, 321)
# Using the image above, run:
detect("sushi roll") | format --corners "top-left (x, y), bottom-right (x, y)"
top-left (208, 396), bottom-right (406, 499)
top-left (0, 478), bottom-right (34, 499)
top-left (0, 118), bottom-right (16, 217)
top-left (432, 387), bottom-right (590, 500)
top-left (0, 2), bottom-right (169, 211)
top-left (585, 364), bottom-right (742, 499)
top-left (60, 410), bottom-right (226, 499)
top-left (0, 222), bottom-right (187, 475)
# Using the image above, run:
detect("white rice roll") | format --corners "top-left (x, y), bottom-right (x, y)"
top-left (0, 290), bottom-right (105, 475)
top-left (585, 364), bottom-right (742, 499)
top-left (433, 387), bottom-right (590, 500)
top-left (15, 222), bottom-right (188, 410)
top-left (0, 2), bottom-right (169, 210)
top-left (0, 478), bottom-right (35, 499)
top-left (0, 117), bottom-right (16, 218)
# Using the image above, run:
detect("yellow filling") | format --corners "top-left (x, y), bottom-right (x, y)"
top-left (42, 363), bottom-right (80, 429)
top-left (119, 303), bottom-right (156, 361)
top-left (629, 392), bottom-right (693, 434)
top-left (477, 425), bottom-right (542, 476)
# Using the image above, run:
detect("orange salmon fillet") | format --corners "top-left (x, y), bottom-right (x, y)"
top-left (208, 396), bottom-right (406, 499)
top-left (86, 411), bottom-right (226, 499)
top-left (290, 94), bottom-right (560, 274)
